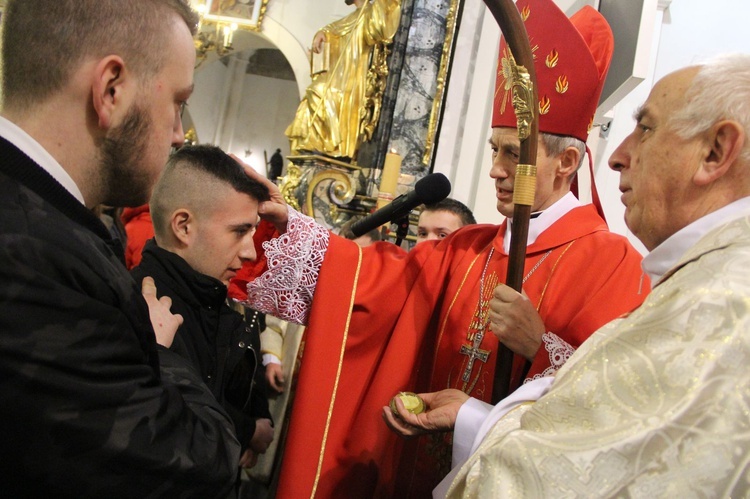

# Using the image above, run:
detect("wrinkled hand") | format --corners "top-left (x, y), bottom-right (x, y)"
top-left (230, 154), bottom-right (289, 233)
top-left (488, 284), bottom-right (545, 361)
top-left (312, 31), bottom-right (326, 53)
top-left (382, 389), bottom-right (469, 438)
top-left (239, 449), bottom-right (258, 469)
top-left (141, 276), bottom-right (183, 348)
top-left (265, 362), bottom-right (285, 393)
top-left (250, 418), bottom-right (274, 454)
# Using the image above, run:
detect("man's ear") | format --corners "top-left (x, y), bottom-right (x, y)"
top-left (91, 55), bottom-right (128, 130)
top-left (557, 145), bottom-right (582, 180)
top-left (694, 119), bottom-right (745, 186)
top-left (170, 209), bottom-right (194, 246)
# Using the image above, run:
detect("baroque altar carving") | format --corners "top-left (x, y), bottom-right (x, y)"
top-left (280, 0), bottom-right (463, 234)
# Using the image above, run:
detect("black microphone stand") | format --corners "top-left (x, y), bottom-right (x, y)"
top-left (393, 214), bottom-right (410, 248)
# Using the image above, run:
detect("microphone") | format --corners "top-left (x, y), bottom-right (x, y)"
top-left (350, 173), bottom-right (451, 237)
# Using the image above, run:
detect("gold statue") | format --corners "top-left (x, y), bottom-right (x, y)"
top-left (285, 0), bottom-right (401, 160)
top-left (215, 0), bottom-right (256, 18)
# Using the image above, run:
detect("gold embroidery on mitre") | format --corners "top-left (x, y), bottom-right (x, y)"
top-left (493, 45), bottom-right (539, 114)
top-left (521, 4), bottom-right (531, 21)
top-left (539, 95), bottom-right (551, 115)
top-left (496, 45), bottom-right (539, 116)
top-left (545, 49), bottom-right (559, 68)
top-left (555, 75), bottom-right (569, 94)
top-left (495, 48), bottom-right (515, 116)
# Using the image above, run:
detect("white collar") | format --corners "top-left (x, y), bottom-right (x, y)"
top-left (0, 115), bottom-right (85, 204)
top-left (643, 196), bottom-right (750, 287)
top-left (503, 192), bottom-right (581, 253)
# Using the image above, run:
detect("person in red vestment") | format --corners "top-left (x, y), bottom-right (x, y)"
top-left (236, 0), bottom-right (649, 496)
top-left (416, 198), bottom-right (476, 244)
top-left (121, 204), bottom-right (155, 269)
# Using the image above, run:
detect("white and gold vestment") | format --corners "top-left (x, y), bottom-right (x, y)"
top-left (446, 214), bottom-right (750, 497)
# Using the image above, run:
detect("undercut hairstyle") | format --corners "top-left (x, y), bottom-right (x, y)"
top-left (1, 0), bottom-right (198, 110)
top-left (422, 198), bottom-right (477, 226)
top-left (540, 132), bottom-right (586, 174)
top-left (669, 53), bottom-right (750, 163)
top-left (150, 145), bottom-right (270, 241)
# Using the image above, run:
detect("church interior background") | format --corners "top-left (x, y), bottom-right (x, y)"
top-left (177, 0), bottom-right (749, 253)
top-left (0, 0), bottom-right (744, 250)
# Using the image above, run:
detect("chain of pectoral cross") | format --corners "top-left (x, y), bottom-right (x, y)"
top-left (460, 247), bottom-right (553, 386)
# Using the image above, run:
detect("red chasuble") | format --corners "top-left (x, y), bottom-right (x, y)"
top-left (273, 205), bottom-right (647, 498)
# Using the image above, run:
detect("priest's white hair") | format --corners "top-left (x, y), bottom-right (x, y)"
top-left (670, 53), bottom-right (750, 162)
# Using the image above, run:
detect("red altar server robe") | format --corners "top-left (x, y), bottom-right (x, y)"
top-left (250, 204), bottom-right (647, 498)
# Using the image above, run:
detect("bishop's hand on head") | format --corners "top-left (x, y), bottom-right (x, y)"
top-left (231, 154), bottom-right (290, 234)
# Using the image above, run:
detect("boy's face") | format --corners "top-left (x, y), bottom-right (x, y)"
top-left (416, 210), bottom-right (464, 244)
top-left (182, 188), bottom-right (259, 285)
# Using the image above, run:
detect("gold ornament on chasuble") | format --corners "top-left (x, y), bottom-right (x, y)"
top-left (444, 244), bottom-right (567, 400)
top-left (458, 268), bottom-right (497, 395)
top-left (423, 245), bottom-right (558, 481)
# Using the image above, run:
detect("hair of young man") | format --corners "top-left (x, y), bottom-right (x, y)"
top-left (422, 198), bottom-right (477, 226)
top-left (1, 0), bottom-right (198, 111)
top-left (364, 228), bottom-right (382, 243)
top-left (150, 145), bottom-right (270, 243)
top-left (669, 53), bottom-right (750, 163)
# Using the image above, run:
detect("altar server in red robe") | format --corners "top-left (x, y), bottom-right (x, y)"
top-left (239, 0), bottom-right (648, 496)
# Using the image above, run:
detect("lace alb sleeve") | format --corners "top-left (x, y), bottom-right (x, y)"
top-left (244, 208), bottom-right (330, 325)
top-left (527, 331), bottom-right (575, 382)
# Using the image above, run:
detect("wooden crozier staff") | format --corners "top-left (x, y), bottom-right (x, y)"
top-left (483, 0), bottom-right (539, 404)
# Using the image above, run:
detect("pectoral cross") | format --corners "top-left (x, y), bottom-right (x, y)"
top-left (460, 331), bottom-right (491, 383)
top-left (457, 249), bottom-right (498, 390)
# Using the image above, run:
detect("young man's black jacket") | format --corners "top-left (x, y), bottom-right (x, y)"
top-left (132, 239), bottom-right (271, 449)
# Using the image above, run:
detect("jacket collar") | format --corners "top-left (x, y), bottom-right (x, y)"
top-left (140, 239), bottom-right (228, 309)
top-left (0, 137), bottom-right (123, 260)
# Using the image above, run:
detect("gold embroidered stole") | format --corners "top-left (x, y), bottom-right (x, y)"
top-left (436, 241), bottom-right (576, 396)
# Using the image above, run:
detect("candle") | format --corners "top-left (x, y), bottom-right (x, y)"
top-left (223, 25), bottom-right (231, 48)
top-left (377, 150), bottom-right (402, 210)
top-left (229, 23), bottom-right (238, 45)
top-left (195, 3), bottom-right (207, 30)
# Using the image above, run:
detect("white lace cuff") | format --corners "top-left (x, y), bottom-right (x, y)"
top-left (244, 207), bottom-right (330, 325)
top-left (528, 332), bottom-right (575, 381)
